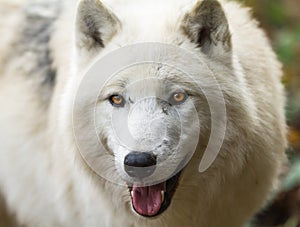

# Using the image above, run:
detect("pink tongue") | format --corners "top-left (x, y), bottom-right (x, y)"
top-left (132, 182), bottom-right (165, 216)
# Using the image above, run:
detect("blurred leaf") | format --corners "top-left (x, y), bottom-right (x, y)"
top-left (286, 96), bottom-right (300, 124)
top-left (288, 128), bottom-right (300, 147)
top-left (266, 1), bottom-right (287, 27)
top-left (282, 158), bottom-right (300, 190)
top-left (276, 30), bottom-right (296, 64)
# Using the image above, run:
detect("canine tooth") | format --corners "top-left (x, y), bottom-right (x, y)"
top-left (131, 191), bottom-right (134, 198)
top-left (161, 191), bottom-right (165, 202)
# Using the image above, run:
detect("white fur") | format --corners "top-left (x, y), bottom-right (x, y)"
top-left (0, 0), bottom-right (286, 226)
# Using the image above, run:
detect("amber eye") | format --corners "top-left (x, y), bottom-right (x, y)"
top-left (109, 95), bottom-right (125, 107)
top-left (169, 92), bottom-right (188, 105)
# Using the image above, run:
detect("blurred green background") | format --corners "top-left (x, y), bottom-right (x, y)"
top-left (240, 0), bottom-right (300, 127)
top-left (238, 0), bottom-right (300, 226)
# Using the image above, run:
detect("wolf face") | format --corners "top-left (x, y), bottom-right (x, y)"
top-left (95, 65), bottom-right (203, 216)
top-left (70, 0), bottom-right (232, 217)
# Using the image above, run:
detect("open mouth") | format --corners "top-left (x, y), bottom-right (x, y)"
top-left (128, 171), bottom-right (181, 217)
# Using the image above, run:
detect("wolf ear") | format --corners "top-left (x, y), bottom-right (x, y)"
top-left (181, 0), bottom-right (231, 58)
top-left (76, 0), bottom-right (121, 51)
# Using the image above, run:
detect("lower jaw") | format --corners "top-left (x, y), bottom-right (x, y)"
top-left (129, 170), bottom-right (182, 217)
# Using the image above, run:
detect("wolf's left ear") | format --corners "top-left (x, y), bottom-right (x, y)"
top-left (181, 0), bottom-right (231, 58)
top-left (76, 0), bottom-right (121, 51)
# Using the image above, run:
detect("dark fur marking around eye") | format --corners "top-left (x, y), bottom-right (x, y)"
top-left (129, 97), bottom-right (134, 104)
top-left (162, 107), bottom-right (169, 115)
top-left (161, 102), bottom-right (170, 115)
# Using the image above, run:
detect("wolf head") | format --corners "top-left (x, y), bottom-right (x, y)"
top-left (70, 0), bottom-right (233, 218)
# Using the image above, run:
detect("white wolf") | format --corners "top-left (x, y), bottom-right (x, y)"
top-left (0, 0), bottom-right (287, 226)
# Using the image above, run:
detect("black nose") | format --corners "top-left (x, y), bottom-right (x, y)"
top-left (124, 152), bottom-right (157, 179)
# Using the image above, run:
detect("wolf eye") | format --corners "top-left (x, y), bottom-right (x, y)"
top-left (169, 92), bottom-right (188, 105)
top-left (109, 95), bottom-right (125, 107)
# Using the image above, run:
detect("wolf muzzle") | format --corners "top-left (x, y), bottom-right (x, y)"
top-left (124, 152), bottom-right (157, 179)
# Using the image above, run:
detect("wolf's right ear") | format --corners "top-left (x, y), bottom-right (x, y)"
top-left (181, 0), bottom-right (231, 59)
top-left (76, 0), bottom-right (121, 51)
